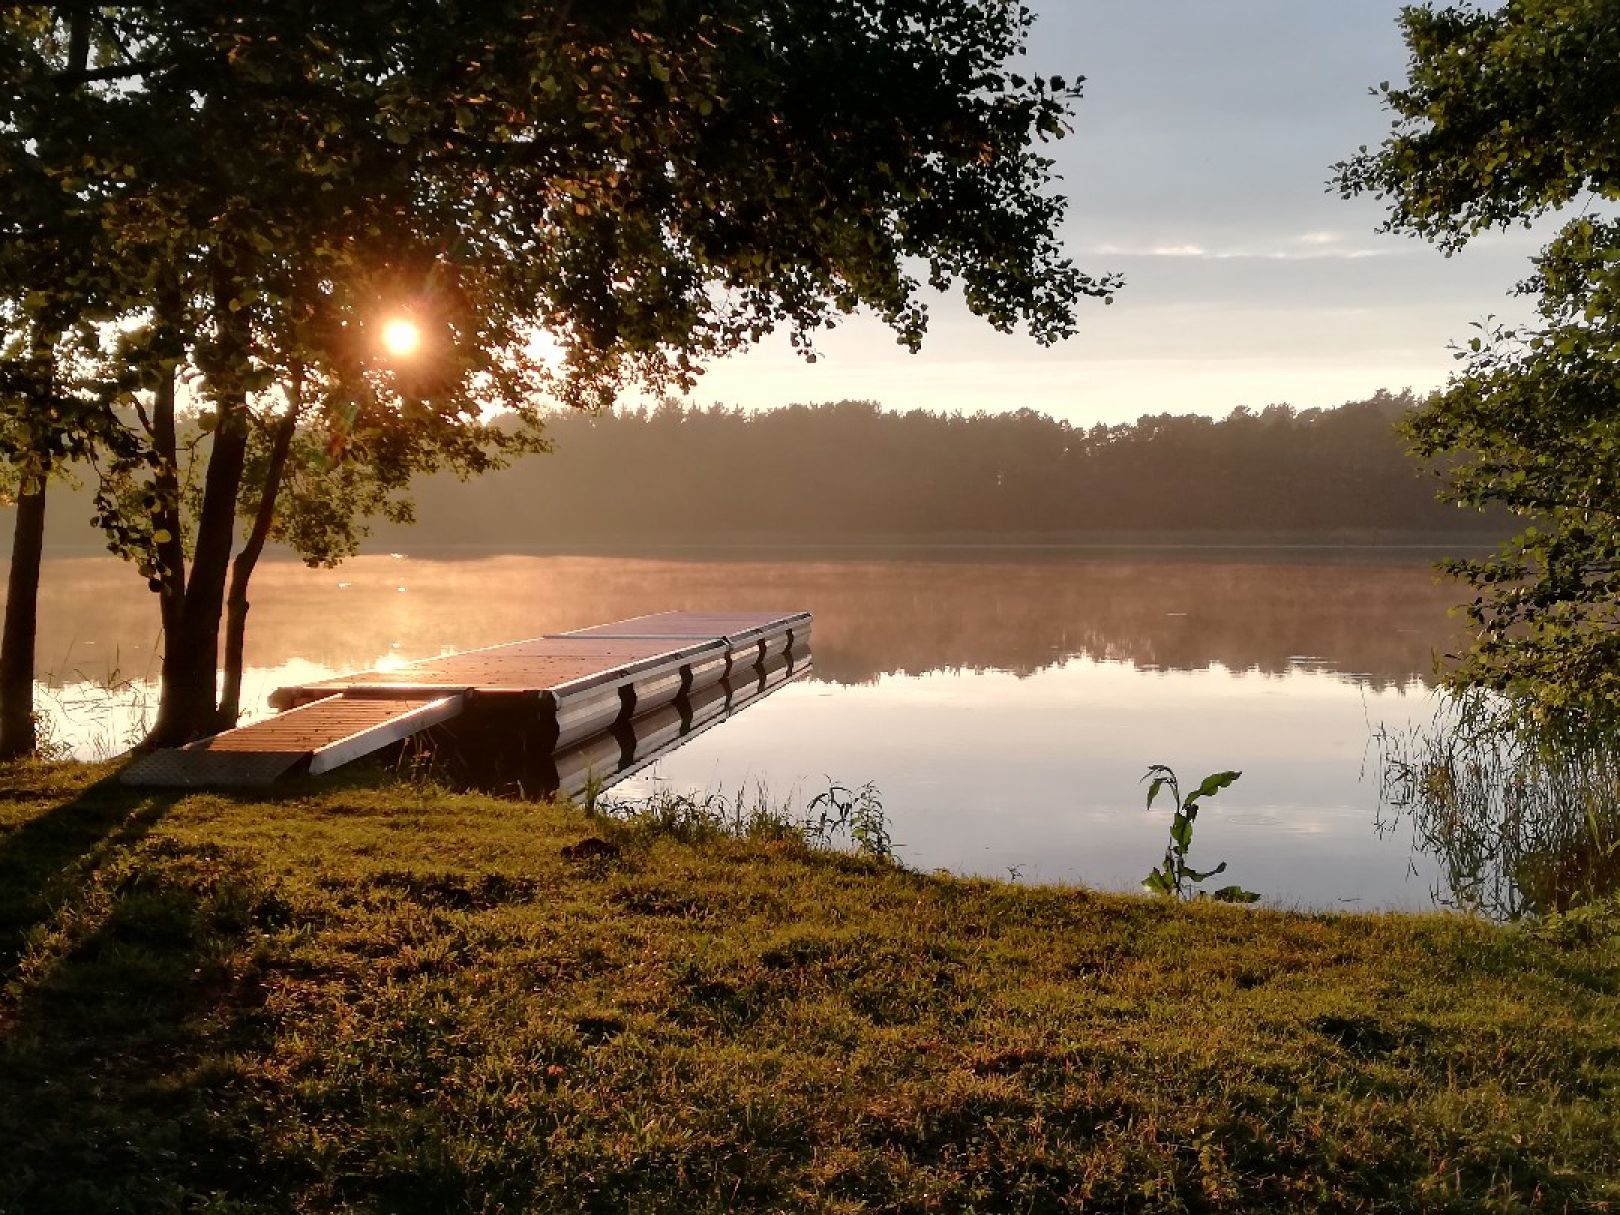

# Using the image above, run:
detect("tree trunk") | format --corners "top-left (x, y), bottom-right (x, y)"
top-left (0, 482), bottom-right (46, 760)
top-left (65, 8), bottom-right (89, 74)
top-left (219, 379), bottom-right (301, 726)
top-left (146, 248), bottom-right (254, 746)
top-left (0, 13), bottom-right (92, 760)
top-left (151, 358), bottom-right (186, 646)
top-left (145, 395), bottom-right (248, 745)
top-left (144, 358), bottom-right (189, 745)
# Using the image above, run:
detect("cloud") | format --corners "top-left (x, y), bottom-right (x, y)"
top-left (1267, 246), bottom-right (1391, 261)
top-left (1090, 238), bottom-right (1394, 262)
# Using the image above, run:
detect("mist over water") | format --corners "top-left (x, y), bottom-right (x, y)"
top-left (29, 549), bottom-right (1464, 908)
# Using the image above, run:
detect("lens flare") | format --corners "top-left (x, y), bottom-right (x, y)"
top-left (380, 317), bottom-right (422, 358)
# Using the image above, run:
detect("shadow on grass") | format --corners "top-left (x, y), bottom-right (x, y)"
top-left (0, 771), bottom-right (178, 976)
top-left (0, 771), bottom-right (296, 1214)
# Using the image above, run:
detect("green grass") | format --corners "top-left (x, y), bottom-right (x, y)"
top-left (1, 763), bottom-right (1617, 1213)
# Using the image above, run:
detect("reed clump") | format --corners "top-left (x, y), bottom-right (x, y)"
top-left (1378, 692), bottom-right (1620, 918)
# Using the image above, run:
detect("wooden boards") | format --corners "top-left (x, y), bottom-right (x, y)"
top-left (271, 635), bottom-right (729, 749)
top-left (552, 610), bottom-right (810, 649)
top-left (122, 692), bottom-right (464, 788)
top-left (551, 610), bottom-right (810, 679)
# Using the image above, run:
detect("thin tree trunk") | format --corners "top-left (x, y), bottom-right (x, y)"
top-left (0, 11), bottom-right (91, 759)
top-left (0, 481), bottom-right (46, 760)
top-left (142, 275), bottom-right (198, 748)
top-left (65, 7), bottom-right (89, 73)
top-left (0, 335), bottom-right (52, 760)
top-left (151, 355), bottom-right (186, 646)
top-left (219, 372), bottom-right (301, 725)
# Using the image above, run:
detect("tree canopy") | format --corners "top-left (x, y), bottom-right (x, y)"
top-left (1336, 0), bottom-right (1620, 251)
top-left (1336, 0), bottom-right (1620, 710)
top-left (1, 0), bottom-right (1115, 746)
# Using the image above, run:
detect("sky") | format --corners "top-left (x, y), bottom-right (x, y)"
top-left (683, 0), bottom-right (1545, 427)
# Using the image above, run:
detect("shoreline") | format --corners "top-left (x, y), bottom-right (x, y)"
top-left (7, 533), bottom-right (1509, 565)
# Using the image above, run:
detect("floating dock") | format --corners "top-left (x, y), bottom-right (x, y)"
top-left (549, 646), bottom-right (804, 801)
top-left (121, 610), bottom-right (810, 788)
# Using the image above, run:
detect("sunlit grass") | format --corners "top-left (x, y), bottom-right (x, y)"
top-left (1, 762), bottom-right (1617, 1212)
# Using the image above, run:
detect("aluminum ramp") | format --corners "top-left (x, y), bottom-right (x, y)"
top-left (121, 692), bottom-right (465, 788)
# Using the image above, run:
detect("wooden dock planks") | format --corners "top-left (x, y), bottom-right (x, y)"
top-left (552, 610), bottom-right (810, 676)
top-left (120, 610), bottom-right (811, 789)
top-left (269, 637), bottom-right (725, 707)
top-left (553, 610), bottom-right (811, 647)
top-left (122, 692), bottom-right (464, 788)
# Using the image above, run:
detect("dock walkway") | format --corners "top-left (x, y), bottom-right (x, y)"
top-left (122, 610), bottom-right (810, 788)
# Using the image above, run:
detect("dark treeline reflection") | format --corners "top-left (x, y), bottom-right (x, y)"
top-left (798, 558), bottom-right (1461, 689)
top-left (362, 390), bottom-right (1502, 546)
top-left (25, 554), bottom-right (1464, 694)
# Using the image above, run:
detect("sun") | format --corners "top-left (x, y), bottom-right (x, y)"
top-left (380, 317), bottom-right (422, 358)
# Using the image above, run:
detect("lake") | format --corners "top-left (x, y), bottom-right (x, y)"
top-left (28, 549), bottom-right (1469, 910)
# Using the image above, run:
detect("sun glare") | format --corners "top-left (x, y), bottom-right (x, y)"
top-left (380, 317), bottom-right (422, 359)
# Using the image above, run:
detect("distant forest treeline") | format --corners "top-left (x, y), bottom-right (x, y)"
top-left (29, 390), bottom-right (1504, 553)
top-left (375, 389), bottom-right (1498, 547)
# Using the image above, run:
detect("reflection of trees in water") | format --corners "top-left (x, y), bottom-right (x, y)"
top-left (795, 558), bottom-right (1461, 689)
top-left (1378, 694), bottom-right (1620, 918)
top-left (28, 553), bottom-right (1463, 692)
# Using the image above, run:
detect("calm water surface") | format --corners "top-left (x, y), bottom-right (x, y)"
top-left (31, 550), bottom-right (1467, 909)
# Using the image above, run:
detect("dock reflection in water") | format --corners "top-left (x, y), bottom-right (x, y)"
top-left (558, 649), bottom-right (808, 800)
top-left (425, 645), bottom-right (810, 800)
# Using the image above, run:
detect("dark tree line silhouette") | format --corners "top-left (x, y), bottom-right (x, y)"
top-left (18, 389), bottom-right (1504, 553)
top-left (369, 388), bottom-right (1501, 547)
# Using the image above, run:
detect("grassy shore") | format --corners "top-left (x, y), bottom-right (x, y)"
top-left (1, 763), bottom-right (1617, 1213)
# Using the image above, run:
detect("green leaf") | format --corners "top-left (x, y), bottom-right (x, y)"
top-left (1212, 885), bottom-right (1261, 904)
top-left (1142, 764), bottom-right (1177, 811)
top-left (1189, 770), bottom-right (1242, 802)
top-left (1145, 776), bottom-right (1168, 810)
